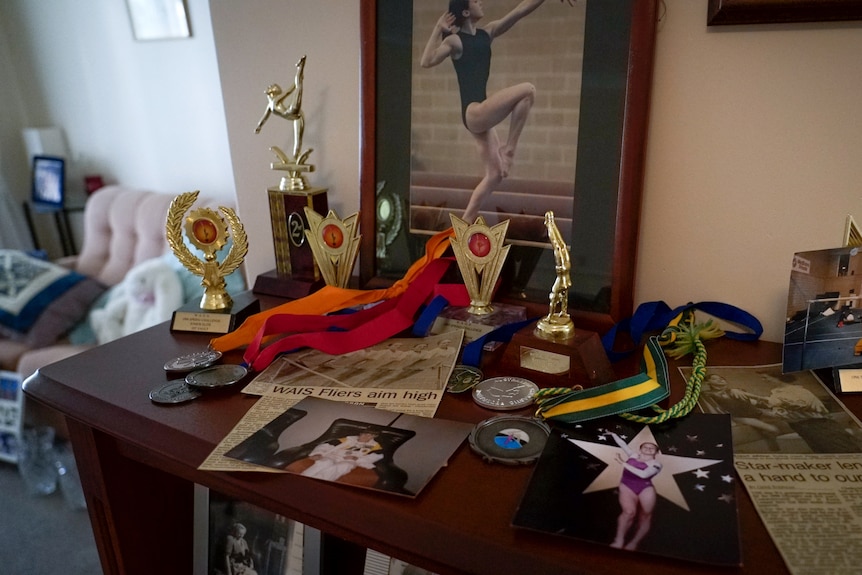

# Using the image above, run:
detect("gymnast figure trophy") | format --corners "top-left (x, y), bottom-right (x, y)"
top-left (252, 54), bottom-right (329, 298)
top-left (535, 211), bottom-right (575, 340)
top-left (500, 210), bottom-right (614, 388)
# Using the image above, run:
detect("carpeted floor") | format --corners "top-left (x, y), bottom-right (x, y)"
top-left (0, 461), bottom-right (102, 575)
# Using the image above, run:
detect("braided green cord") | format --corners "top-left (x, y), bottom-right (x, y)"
top-left (619, 335), bottom-right (707, 424)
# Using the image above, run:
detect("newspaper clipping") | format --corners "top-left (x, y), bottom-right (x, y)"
top-left (691, 364), bottom-right (862, 574)
top-left (199, 330), bottom-right (463, 472)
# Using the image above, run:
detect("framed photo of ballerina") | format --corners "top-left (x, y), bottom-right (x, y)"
top-left (360, 0), bottom-right (658, 332)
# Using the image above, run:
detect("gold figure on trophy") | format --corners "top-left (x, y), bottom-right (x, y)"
top-left (536, 211), bottom-right (574, 339)
top-left (449, 214), bottom-right (511, 316)
top-left (166, 191), bottom-right (248, 310)
top-left (304, 208), bottom-right (361, 288)
top-left (254, 54), bottom-right (314, 192)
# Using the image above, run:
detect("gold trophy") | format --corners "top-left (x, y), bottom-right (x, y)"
top-left (535, 211), bottom-right (575, 339)
top-left (166, 191), bottom-right (259, 334)
top-left (428, 215), bottom-right (526, 343)
top-left (251, 54), bottom-right (329, 298)
top-left (304, 208), bottom-right (361, 289)
top-left (501, 211), bottom-right (614, 388)
top-left (449, 214), bottom-right (511, 315)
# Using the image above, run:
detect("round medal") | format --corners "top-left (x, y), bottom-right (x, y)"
top-left (468, 415), bottom-right (550, 465)
top-left (447, 365), bottom-right (483, 393)
top-left (472, 376), bottom-right (538, 411)
top-left (185, 364), bottom-right (248, 389)
top-left (164, 349), bottom-right (222, 373)
top-left (149, 379), bottom-right (203, 404)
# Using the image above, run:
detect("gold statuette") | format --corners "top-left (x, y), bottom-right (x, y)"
top-left (166, 191), bottom-right (248, 310)
top-left (535, 211), bottom-right (574, 339)
top-left (254, 55), bottom-right (314, 192)
top-left (303, 208), bottom-right (361, 288)
top-left (449, 214), bottom-right (511, 316)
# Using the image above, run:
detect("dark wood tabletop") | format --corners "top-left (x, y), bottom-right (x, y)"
top-left (25, 310), bottom-right (841, 574)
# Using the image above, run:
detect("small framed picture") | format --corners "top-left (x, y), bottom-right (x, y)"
top-left (31, 155), bottom-right (65, 212)
top-left (126, 0), bottom-right (191, 41)
top-left (0, 371), bottom-right (23, 463)
top-left (193, 485), bottom-right (306, 575)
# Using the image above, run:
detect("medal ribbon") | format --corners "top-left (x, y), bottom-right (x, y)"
top-left (241, 257), bottom-right (451, 372)
top-left (602, 300), bottom-right (762, 362)
top-left (210, 228), bottom-right (454, 354)
top-left (534, 336), bottom-right (670, 423)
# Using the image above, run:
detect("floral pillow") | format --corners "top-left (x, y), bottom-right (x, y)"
top-left (0, 250), bottom-right (106, 347)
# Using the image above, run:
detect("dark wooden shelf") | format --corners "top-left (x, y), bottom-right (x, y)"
top-left (24, 299), bottom-right (830, 574)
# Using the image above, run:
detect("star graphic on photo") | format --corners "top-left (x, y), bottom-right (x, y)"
top-left (570, 426), bottom-right (723, 511)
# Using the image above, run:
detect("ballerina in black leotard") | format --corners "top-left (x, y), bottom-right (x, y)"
top-left (420, 0), bottom-right (575, 221)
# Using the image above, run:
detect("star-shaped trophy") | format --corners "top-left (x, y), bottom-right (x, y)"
top-left (303, 208), bottom-right (361, 289)
top-left (428, 215), bottom-right (527, 344)
top-left (449, 214), bottom-right (511, 315)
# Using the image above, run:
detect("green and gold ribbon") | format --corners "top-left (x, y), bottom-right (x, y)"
top-left (536, 307), bottom-right (731, 425)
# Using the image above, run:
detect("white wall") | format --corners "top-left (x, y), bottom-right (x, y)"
top-left (210, 0), bottom-right (862, 344)
top-left (6, 0), bottom-right (862, 344)
top-left (209, 0), bottom-right (361, 285)
top-left (636, 1), bottom-right (862, 343)
top-left (1, 0), bottom-right (234, 203)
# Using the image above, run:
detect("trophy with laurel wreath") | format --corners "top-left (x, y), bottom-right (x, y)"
top-left (166, 191), bottom-right (259, 333)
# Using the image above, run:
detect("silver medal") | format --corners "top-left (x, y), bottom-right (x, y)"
top-left (149, 379), bottom-right (203, 404)
top-left (164, 349), bottom-right (222, 373)
top-left (185, 364), bottom-right (248, 389)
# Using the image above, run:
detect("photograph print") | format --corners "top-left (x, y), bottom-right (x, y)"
top-left (513, 413), bottom-right (741, 566)
top-left (195, 487), bottom-right (304, 575)
top-left (695, 364), bottom-right (862, 454)
top-left (783, 246), bottom-right (862, 372)
top-left (225, 397), bottom-right (472, 497)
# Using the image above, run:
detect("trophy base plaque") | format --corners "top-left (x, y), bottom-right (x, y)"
top-left (171, 291), bottom-right (261, 334)
top-left (430, 303), bottom-right (526, 348)
top-left (255, 185), bottom-right (328, 297)
top-left (253, 269), bottom-right (325, 299)
top-left (501, 321), bottom-right (615, 389)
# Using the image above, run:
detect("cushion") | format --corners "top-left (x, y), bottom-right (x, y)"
top-left (0, 250), bottom-right (106, 347)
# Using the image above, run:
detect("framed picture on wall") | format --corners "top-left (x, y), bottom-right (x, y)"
top-left (126, 0), bottom-right (191, 41)
top-left (359, 0), bottom-right (658, 333)
top-left (30, 155), bottom-right (65, 212)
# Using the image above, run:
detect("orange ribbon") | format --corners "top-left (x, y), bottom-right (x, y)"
top-left (210, 228), bottom-right (454, 353)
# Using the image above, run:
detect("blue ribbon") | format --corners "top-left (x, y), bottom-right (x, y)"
top-left (602, 300), bottom-right (763, 362)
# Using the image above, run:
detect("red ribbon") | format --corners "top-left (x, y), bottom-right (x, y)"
top-left (242, 258), bottom-right (451, 372)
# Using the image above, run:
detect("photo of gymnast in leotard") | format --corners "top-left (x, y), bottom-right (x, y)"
top-left (419, 0), bottom-right (576, 221)
top-left (605, 431), bottom-right (663, 551)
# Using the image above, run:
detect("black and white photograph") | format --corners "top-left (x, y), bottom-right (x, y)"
top-left (195, 487), bottom-right (304, 575)
top-left (694, 363), bottom-right (862, 454)
top-left (225, 397), bottom-right (472, 497)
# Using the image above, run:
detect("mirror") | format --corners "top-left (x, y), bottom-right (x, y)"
top-left (360, 0), bottom-right (657, 333)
